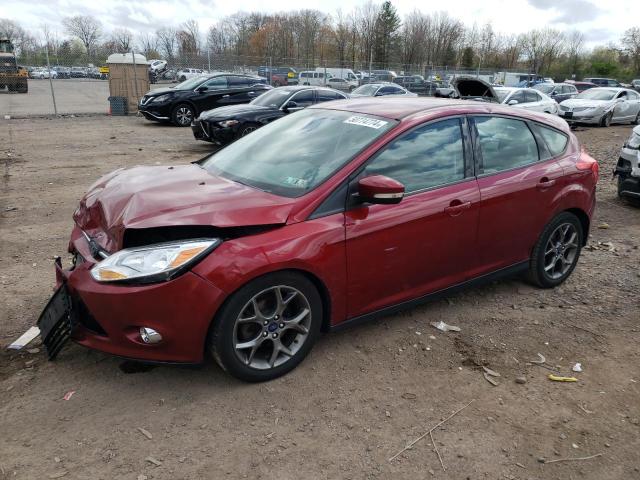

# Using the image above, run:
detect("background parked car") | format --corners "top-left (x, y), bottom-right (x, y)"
top-left (53, 66), bottom-right (71, 79)
top-left (393, 75), bottom-right (439, 96)
top-left (176, 68), bottom-right (205, 82)
top-left (192, 85), bottom-right (348, 145)
top-left (632, 79), bottom-right (640, 92)
top-left (583, 78), bottom-right (622, 88)
top-left (558, 87), bottom-right (640, 126)
top-left (564, 80), bottom-right (598, 93)
top-left (351, 82), bottom-right (417, 97)
top-left (533, 83), bottom-right (578, 103)
top-left (298, 71), bottom-right (332, 87)
top-left (31, 68), bottom-right (57, 79)
top-left (149, 60), bottom-right (167, 73)
top-left (258, 66), bottom-right (298, 86)
top-left (326, 77), bottom-right (358, 92)
top-left (493, 87), bottom-right (558, 114)
top-left (70, 67), bottom-right (87, 78)
top-left (139, 73), bottom-right (271, 126)
top-left (614, 125), bottom-right (640, 204)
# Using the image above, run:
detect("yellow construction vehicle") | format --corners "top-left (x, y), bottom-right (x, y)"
top-left (0, 38), bottom-right (28, 93)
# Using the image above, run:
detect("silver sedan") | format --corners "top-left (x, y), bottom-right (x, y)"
top-left (558, 87), bottom-right (640, 126)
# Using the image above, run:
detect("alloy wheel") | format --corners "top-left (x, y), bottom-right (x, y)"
top-left (176, 107), bottom-right (193, 126)
top-left (543, 223), bottom-right (579, 280)
top-left (233, 285), bottom-right (312, 370)
top-left (241, 126), bottom-right (257, 136)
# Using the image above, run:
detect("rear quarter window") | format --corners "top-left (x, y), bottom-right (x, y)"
top-left (534, 124), bottom-right (568, 158)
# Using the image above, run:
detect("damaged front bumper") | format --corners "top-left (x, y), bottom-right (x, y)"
top-left (37, 226), bottom-right (227, 363)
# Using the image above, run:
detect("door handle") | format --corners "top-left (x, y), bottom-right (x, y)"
top-left (536, 177), bottom-right (556, 189)
top-left (222, 94), bottom-right (230, 98)
top-left (444, 200), bottom-right (471, 216)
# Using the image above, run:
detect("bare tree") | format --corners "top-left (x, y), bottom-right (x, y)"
top-left (178, 19), bottom-right (200, 56)
top-left (111, 28), bottom-right (133, 53)
top-left (138, 33), bottom-right (159, 58)
top-left (156, 27), bottom-right (177, 60)
top-left (62, 15), bottom-right (102, 55)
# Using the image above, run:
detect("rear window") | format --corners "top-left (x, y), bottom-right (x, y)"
top-left (474, 117), bottom-right (539, 174)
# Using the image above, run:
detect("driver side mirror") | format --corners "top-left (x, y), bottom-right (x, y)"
top-left (507, 99), bottom-right (519, 105)
top-left (196, 85), bottom-right (208, 93)
top-left (358, 175), bottom-right (405, 205)
top-left (283, 101), bottom-right (303, 113)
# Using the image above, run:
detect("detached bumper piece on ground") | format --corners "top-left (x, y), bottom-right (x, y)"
top-left (37, 259), bottom-right (74, 360)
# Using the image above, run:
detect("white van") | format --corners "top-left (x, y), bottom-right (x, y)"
top-left (315, 67), bottom-right (358, 82)
top-left (299, 71), bottom-right (332, 86)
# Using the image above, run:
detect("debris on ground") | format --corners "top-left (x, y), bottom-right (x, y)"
top-left (48, 471), bottom-right (68, 479)
top-left (542, 453), bottom-right (603, 464)
top-left (145, 456), bottom-right (162, 466)
top-left (430, 321), bottom-right (461, 332)
top-left (7, 326), bottom-right (40, 350)
top-left (572, 363), bottom-right (583, 373)
top-left (548, 374), bottom-right (578, 382)
top-left (515, 376), bottom-right (527, 384)
top-left (137, 427), bottom-right (153, 440)
top-left (389, 399), bottom-right (475, 463)
top-left (482, 366), bottom-right (501, 377)
top-left (531, 353), bottom-right (546, 365)
top-left (62, 391), bottom-right (75, 401)
top-left (597, 223), bottom-right (610, 229)
top-left (483, 372), bottom-right (499, 386)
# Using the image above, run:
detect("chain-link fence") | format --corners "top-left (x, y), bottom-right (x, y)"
top-left (1, 47), bottom-right (588, 117)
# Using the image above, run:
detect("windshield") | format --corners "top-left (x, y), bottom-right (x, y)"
top-left (352, 84), bottom-right (379, 96)
top-left (533, 84), bottom-right (554, 94)
top-left (494, 89), bottom-right (511, 102)
top-left (250, 89), bottom-right (293, 108)
top-left (202, 109), bottom-right (397, 197)
top-left (174, 76), bottom-right (208, 90)
top-left (576, 89), bottom-right (616, 100)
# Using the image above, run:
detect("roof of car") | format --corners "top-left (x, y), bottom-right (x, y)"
top-left (309, 96), bottom-right (571, 132)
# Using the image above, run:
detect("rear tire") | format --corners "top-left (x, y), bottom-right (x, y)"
top-left (528, 212), bottom-right (583, 289)
top-left (209, 271), bottom-right (322, 382)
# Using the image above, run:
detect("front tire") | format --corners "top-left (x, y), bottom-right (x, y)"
top-left (238, 122), bottom-right (260, 138)
top-left (171, 103), bottom-right (195, 127)
top-left (600, 111), bottom-right (613, 127)
top-left (209, 271), bottom-right (322, 382)
top-left (528, 212), bottom-right (583, 288)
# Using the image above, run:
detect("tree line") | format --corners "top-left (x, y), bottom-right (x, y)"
top-left (1, 2), bottom-right (639, 80)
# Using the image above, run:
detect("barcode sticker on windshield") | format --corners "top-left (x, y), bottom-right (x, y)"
top-left (344, 116), bottom-right (388, 129)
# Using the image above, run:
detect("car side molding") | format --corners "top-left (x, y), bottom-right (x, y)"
top-left (330, 261), bottom-right (529, 332)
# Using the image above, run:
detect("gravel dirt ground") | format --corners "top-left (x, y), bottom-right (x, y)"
top-left (1, 116), bottom-right (639, 480)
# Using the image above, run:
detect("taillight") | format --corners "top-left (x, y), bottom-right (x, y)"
top-left (576, 149), bottom-right (599, 183)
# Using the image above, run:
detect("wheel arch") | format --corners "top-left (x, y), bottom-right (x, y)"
top-left (203, 267), bottom-right (333, 356)
top-left (564, 207), bottom-right (590, 245)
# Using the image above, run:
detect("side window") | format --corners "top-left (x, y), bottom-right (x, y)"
top-left (474, 117), bottom-right (539, 174)
top-left (509, 90), bottom-right (526, 104)
top-left (204, 76), bottom-right (228, 90)
top-left (378, 86), bottom-right (396, 95)
top-left (317, 90), bottom-right (345, 102)
top-left (525, 90), bottom-right (540, 102)
top-left (289, 90), bottom-right (315, 107)
top-left (617, 91), bottom-right (627, 99)
top-left (363, 118), bottom-right (466, 193)
top-left (534, 125), bottom-right (568, 157)
top-left (228, 76), bottom-right (248, 87)
top-left (628, 91), bottom-right (639, 100)
top-left (300, 72), bottom-right (307, 79)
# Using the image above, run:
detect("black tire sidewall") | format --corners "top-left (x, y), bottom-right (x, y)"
top-left (530, 212), bottom-right (583, 288)
top-left (210, 271), bottom-right (323, 382)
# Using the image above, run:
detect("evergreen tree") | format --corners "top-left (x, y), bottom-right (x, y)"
top-left (373, 1), bottom-right (401, 68)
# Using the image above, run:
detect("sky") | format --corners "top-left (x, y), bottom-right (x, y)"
top-left (1, 0), bottom-right (637, 47)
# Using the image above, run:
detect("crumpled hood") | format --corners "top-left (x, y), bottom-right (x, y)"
top-left (199, 104), bottom-right (270, 121)
top-left (559, 99), bottom-right (611, 109)
top-left (73, 164), bottom-right (295, 251)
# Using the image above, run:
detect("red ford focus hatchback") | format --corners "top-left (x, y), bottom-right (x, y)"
top-left (39, 98), bottom-right (598, 381)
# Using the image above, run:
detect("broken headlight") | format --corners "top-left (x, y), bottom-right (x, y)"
top-left (90, 239), bottom-right (221, 284)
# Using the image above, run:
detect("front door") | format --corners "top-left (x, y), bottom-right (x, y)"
top-left (345, 117), bottom-right (480, 318)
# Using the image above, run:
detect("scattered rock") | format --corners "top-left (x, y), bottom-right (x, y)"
top-left (597, 223), bottom-right (610, 229)
top-left (385, 410), bottom-right (391, 418)
top-left (48, 472), bottom-right (68, 479)
top-left (515, 376), bottom-right (527, 384)
top-left (137, 427), bottom-right (153, 440)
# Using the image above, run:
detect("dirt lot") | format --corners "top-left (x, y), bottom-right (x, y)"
top-left (1, 115), bottom-right (639, 480)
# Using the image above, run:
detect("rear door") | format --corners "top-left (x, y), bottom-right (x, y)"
top-left (193, 76), bottom-right (230, 111)
top-left (471, 115), bottom-right (565, 273)
top-left (345, 117), bottom-right (480, 317)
